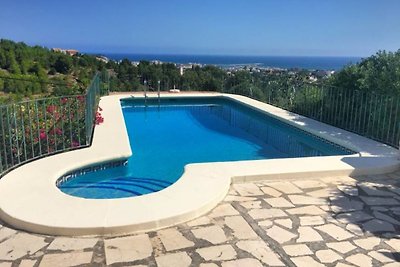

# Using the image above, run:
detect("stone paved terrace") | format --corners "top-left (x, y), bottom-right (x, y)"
top-left (1, 171), bottom-right (400, 267)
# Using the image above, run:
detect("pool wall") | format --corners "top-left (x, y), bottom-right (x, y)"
top-left (0, 93), bottom-right (398, 236)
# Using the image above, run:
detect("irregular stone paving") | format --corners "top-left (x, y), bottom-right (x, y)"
top-left (1, 171), bottom-right (400, 266)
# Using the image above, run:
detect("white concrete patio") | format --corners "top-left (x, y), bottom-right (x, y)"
top-left (0, 171), bottom-right (400, 266)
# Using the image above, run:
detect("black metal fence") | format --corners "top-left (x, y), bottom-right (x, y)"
top-left (230, 81), bottom-right (400, 149)
top-left (0, 72), bottom-right (106, 177)
top-left (113, 76), bottom-right (399, 149)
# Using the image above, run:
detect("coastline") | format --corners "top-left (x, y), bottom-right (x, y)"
top-left (86, 53), bottom-right (361, 71)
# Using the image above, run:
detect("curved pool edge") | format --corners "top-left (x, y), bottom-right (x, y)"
top-left (0, 92), bottom-right (398, 236)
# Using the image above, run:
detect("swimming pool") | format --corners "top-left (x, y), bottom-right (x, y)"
top-left (58, 97), bottom-right (352, 199)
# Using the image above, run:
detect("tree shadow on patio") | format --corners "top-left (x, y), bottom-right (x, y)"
top-left (325, 168), bottom-right (400, 262)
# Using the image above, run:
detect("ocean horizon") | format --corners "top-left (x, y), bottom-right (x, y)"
top-left (95, 53), bottom-right (362, 71)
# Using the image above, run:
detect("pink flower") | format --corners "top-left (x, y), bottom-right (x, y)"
top-left (77, 95), bottom-right (85, 102)
top-left (49, 128), bottom-right (62, 135)
top-left (61, 98), bottom-right (68, 105)
top-left (39, 129), bottom-right (47, 140)
top-left (72, 140), bottom-right (79, 147)
top-left (46, 105), bottom-right (56, 114)
top-left (95, 112), bottom-right (104, 125)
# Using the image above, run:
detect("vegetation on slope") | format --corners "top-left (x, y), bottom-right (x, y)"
top-left (1, 38), bottom-right (399, 102)
top-left (329, 50), bottom-right (400, 95)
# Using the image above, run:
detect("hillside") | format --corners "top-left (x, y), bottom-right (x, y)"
top-left (0, 39), bottom-right (106, 101)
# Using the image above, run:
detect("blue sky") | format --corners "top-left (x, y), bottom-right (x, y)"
top-left (1, 0), bottom-right (399, 57)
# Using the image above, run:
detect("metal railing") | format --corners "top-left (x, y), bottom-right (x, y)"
top-left (0, 72), bottom-right (106, 177)
top-left (233, 81), bottom-right (400, 149)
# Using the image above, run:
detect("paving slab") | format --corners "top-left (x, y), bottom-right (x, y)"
top-left (299, 216), bottom-right (325, 226)
top-left (315, 249), bottom-right (342, 263)
top-left (224, 195), bottom-right (257, 202)
top-left (362, 219), bottom-right (396, 232)
top-left (296, 226), bottom-right (323, 243)
top-left (0, 233), bottom-right (47, 261)
top-left (233, 184), bottom-right (264, 196)
top-left (326, 241), bottom-right (357, 254)
top-left (104, 235), bottom-right (152, 265)
top-left (224, 216), bottom-right (258, 240)
top-left (186, 216), bottom-right (211, 227)
top-left (293, 180), bottom-right (326, 189)
top-left (336, 211), bottom-right (373, 223)
top-left (274, 218), bottom-right (293, 229)
top-left (221, 258), bottom-right (263, 267)
top-left (0, 228), bottom-right (17, 242)
top-left (19, 259), bottom-right (37, 267)
top-left (236, 240), bottom-right (284, 266)
top-left (345, 253), bottom-right (373, 267)
top-left (288, 195), bottom-right (326, 205)
top-left (239, 201), bottom-right (262, 209)
top-left (384, 238), bottom-right (400, 250)
top-left (330, 196), bottom-right (364, 213)
top-left (265, 197), bottom-right (295, 208)
top-left (157, 228), bottom-right (194, 251)
top-left (248, 208), bottom-right (287, 220)
top-left (39, 252), bottom-right (93, 267)
top-left (286, 205), bottom-right (326, 215)
top-left (373, 211), bottom-right (400, 225)
top-left (266, 225), bottom-right (297, 244)
top-left (260, 187), bottom-right (282, 197)
top-left (306, 187), bottom-right (339, 198)
top-left (47, 237), bottom-right (98, 251)
top-left (208, 204), bottom-right (239, 218)
top-left (353, 237), bottom-right (381, 250)
top-left (368, 250), bottom-right (395, 263)
top-left (337, 185), bottom-right (359, 196)
top-left (267, 182), bottom-right (303, 194)
top-left (196, 245), bottom-right (237, 261)
top-left (291, 256), bottom-right (325, 267)
top-left (257, 220), bottom-right (273, 229)
top-left (359, 196), bottom-right (399, 206)
top-left (359, 185), bottom-right (395, 197)
top-left (155, 252), bottom-right (192, 267)
top-left (315, 224), bottom-right (354, 241)
top-left (282, 244), bottom-right (313, 256)
top-left (345, 223), bottom-right (364, 236)
top-left (191, 225), bottom-right (227, 244)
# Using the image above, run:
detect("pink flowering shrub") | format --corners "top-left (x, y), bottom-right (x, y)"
top-left (95, 107), bottom-right (104, 125)
top-left (0, 94), bottom-right (101, 165)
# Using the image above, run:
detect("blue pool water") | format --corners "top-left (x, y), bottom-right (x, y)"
top-left (59, 97), bottom-right (353, 199)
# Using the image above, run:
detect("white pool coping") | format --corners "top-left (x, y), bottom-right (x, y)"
top-left (0, 93), bottom-right (398, 236)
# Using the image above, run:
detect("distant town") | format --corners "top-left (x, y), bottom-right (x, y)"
top-left (51, 47), bottom-right (335, 83)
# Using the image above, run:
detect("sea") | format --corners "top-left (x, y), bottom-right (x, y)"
top-left (99, 53), bottom-right (362, 71)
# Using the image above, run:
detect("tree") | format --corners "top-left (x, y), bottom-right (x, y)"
top-left (328, 49), bottom-right (400, 95)
top-left (53, 55), bottom-right (72, 74)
